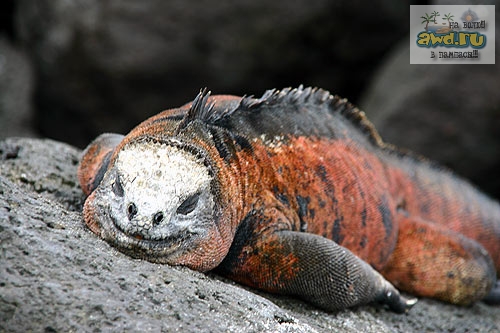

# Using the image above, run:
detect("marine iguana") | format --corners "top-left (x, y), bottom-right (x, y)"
top-left (78, 86), bottom-right (500, 313)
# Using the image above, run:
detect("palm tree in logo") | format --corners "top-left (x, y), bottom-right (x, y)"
top-left (421, 13), bottom-right (434, 31)
top-left (431, 11), bottom-right (440, 23)
top-left (443, 13), bottom-right (454, 26)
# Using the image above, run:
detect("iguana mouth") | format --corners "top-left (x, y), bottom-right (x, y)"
top-left (109, 213), bottom-right (193, 243)
top-left (104, 214), bottom-right (188, 261)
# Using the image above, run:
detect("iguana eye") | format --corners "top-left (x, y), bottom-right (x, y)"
top-left (112, 174), bottom-right (124, 197)
top-left (176, 193), bottom-right (200, 215)
top-left (127, 202), bottom-right (137, 220)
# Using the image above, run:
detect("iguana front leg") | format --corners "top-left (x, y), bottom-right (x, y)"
top-left (217, 214), bottom-right (416, 313)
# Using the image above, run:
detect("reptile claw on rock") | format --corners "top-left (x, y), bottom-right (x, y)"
top-left (387, 294), bottom-right (418, 314)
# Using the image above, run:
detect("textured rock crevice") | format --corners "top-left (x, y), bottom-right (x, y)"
top-left (1, 137), bottom-right (499, 332)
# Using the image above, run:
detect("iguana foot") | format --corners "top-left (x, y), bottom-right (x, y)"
top-left (378, 289), bottom-right (418, 314)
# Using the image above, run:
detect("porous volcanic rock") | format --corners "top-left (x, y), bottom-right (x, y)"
top-left (1, 138), bottom-right (499, 332)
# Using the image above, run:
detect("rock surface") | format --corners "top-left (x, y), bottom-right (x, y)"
top-left (1, 137), bottom-right (499, 332)
top-left (15, 0), bottom-right (410, 147)
top-left (0, 37), bottom-right (35, 139)
top-left (360, 1), bottom-right (500, 199)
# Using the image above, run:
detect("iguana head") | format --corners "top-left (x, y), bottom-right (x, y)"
top-left (110, 141), bottom-right (214, 240)
top-left (83, 137), bottom-right (235, 271)
top-left (80, 90), bottom-right (243, 271)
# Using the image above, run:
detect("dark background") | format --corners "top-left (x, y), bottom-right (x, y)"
top-left (1, 0), bottom-right (499, 199)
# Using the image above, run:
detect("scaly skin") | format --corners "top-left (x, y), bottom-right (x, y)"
top-left (78, 87), bottom-right (500, 312)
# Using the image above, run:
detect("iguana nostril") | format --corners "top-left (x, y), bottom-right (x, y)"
top-left (127, 202), bottom-right (137, 220)
top-left (153, 212), bottom-right (164, 225)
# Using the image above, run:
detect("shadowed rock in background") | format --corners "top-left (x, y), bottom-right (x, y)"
top-left (14, 0), bottom-right (409, 147)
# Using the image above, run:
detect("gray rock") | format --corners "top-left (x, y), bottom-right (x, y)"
top-left (0, 37), bottom-right (35, 139)
top-left (360, 32), bottom-right (500, 198)
top-left (15, 0), bottom-right (411, 148)
top-left (1, 137), bottom-right (499, 332)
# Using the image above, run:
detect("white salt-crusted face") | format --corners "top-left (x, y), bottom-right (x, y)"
top-left (103, 142), bottom-right (215, 241)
